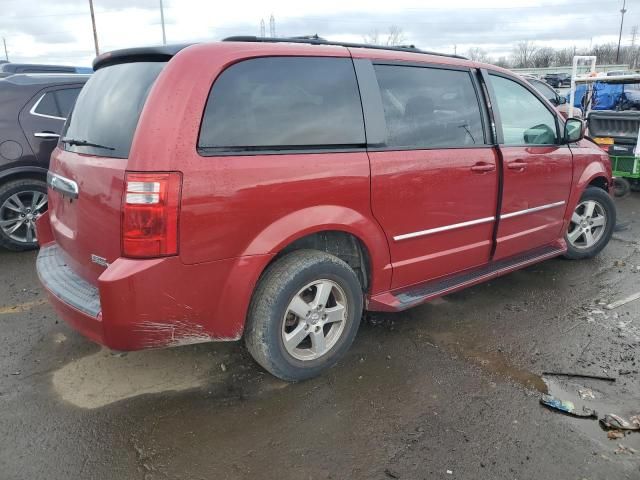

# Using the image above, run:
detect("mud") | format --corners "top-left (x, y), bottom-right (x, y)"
top-left (1, 195), bottom-right (640, 479)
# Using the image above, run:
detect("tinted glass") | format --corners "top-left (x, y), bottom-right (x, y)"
top-left (63, 62), bottom-right (165, 158)
top-left (34, 92), bottom-right (60, 117)
top-left (373, 65), bottom-right (485, 148)
top-left (490, 74), bottom-right (558, 145)
top-left (199, 57), bottom-right (365, 150)
top-left (55, 88), bottom-right (82, 118)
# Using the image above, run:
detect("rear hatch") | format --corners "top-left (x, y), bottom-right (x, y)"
top-left (48, 60), bottom-right (166, 284)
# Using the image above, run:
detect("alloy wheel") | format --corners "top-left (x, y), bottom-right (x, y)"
top-left (567, 199), bottom-right (606, 249)
top-left (281, 279), bottom-right (348, 361)
top-left (0, 190), bottom-right (48, 245)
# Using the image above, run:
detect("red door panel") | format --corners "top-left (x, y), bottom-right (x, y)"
top-left (370, 148), bottom-right (499, 289)
top-left (495, 146), bottom-right (572, 259)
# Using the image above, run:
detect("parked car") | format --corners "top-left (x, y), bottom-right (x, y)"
top-left (544, 72), bottom-right (571, 88)
top-left (0, 73), bottom-right (89, 250)
top-left (36, 38), bottom-right (615, 381)
top-left (0, 63), bottom-right (92, 78)
top-left (526, 77), bottom-right (582, 118)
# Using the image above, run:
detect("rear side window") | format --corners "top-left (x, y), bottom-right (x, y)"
top-left (62, 62), bottom-right (165, 158)
top-left (198, 57), bottom-right (365, 152)
top-left (374, 65), bottom-right (486, 149)
top-left (33, 88), bottom-right (82, 119)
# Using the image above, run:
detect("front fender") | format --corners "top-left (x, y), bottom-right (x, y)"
top-left (565, 160), bottom-right (611, 225)
top-left (242, 205), bottom-right (392, 294)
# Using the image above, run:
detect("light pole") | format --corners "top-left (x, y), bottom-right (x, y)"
top-left (88, 0), bottom-right (99, 56)
top-left (2, 38), bottom-right (8, 61)
top-left (616, 0), bottom-right (627, 64)
top-left (159, 0), bottom-right (166, 45)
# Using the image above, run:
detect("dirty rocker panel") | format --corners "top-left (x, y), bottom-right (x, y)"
top-left (395, 245), bottom-right (564, 308)
top-left (36, 244), bottom-right (100, 317)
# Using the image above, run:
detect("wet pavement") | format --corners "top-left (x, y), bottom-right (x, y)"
top-left (1, 195), bottom-right (639, 479)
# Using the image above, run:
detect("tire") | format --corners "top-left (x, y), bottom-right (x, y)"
top-left (613, 177), bottom-right (631, 198)
top-left (564, 187), bottom-right (616, 260)
top-left (245, 250), bottom-right (364, 381)
top-left (0, 178), bottom-right (48, 251)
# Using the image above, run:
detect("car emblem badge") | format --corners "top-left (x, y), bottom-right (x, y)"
top-left (91, 254), bottom-right (109, 268)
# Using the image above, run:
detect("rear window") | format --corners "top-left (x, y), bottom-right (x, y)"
top-left (62, 61), bottom-right (165, 158)
top-left (198, 57), bottom-right (365, 153)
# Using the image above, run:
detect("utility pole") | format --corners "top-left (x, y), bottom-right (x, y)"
top-left (616, 0), bottom-right (627, 63)
top-left (159, 0), bottom-right (166, 45)
top-left (260, 18), bottom-right (265, 37)
top-left (88, 0), bottom-right (99, 56)
top-left (269, 14), bottom-right (276, 37)
top-left (2, 37), bottom-right (8, 61)
top-left (454, 44), bottom-right (457, 55)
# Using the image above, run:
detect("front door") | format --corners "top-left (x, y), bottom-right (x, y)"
top-left (369, 64), bottom-right (499, 289)
top-left (486, 73), bottom-right (573, 260)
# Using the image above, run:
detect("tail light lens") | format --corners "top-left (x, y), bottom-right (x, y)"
top-left (122, 172), bottom-right (181, 258)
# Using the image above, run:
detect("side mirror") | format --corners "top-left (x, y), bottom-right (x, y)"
top-left (557, 96), bottom-right (567, 105)
top-left (564, 118), bottom-right (584, 143)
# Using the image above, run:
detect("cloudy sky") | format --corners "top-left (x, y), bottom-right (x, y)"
top-left (1, 0), bottom-right (637, 66)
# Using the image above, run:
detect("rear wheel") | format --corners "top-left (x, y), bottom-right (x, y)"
top-left (0, 178), bottom-right (48, 251)
top-left (245, 250), bottom-right (363, 381)
top-left (564, 187), bottom-right (615, 260)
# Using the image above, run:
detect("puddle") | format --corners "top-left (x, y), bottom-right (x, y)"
top-left (428, 330), bottom-right (548, 393)
top-left (52, 347), bottom-right (219, 409)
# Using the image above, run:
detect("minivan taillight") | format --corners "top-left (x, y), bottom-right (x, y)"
top-left (122, 172), bottom-right (181, 258)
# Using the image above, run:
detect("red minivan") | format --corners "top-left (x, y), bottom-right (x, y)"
top-left (37, 37), bottom-right (615, 381)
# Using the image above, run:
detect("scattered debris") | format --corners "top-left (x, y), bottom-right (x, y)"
top-left (608, 431), bottom-right (624, 440)
top-left (10, 371), bottom-right (20, 376)
top-left (578, 388), bottom-right (595, 400)
top-left (605, 291), bottom-right (640, 310)
top-left (613, 260), bottom-right (627, 267)
top-left (614, 444), bottom-right (637, 455)
top-left (384, 468), bottom-right (399, 478)
top-left (541, 372), bottom-right (616, 382)
top-left (446, 470), bottom-right (453, 475)
top-left (599, 414), bottom-right (640, 431)
top-left (220, 363), bottom-right (227, 372)
top-left (540, 394), bottom-right (597, 418)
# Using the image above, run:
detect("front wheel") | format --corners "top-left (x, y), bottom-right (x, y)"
top-left (564, 187), bottom-right (616, 260)
top-left (245, 250), bottom-right (363, 381)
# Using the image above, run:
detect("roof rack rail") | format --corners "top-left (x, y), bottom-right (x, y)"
top-left (222, 35), bottom-right (467, 60)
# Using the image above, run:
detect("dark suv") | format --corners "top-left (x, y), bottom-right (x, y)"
top-left (544, 73), bottom-right (571, 88)
top-left (0, 73), bottom-right (88, 250)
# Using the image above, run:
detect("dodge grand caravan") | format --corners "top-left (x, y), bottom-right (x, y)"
top-left (36, 37), bottom-right (615, 381)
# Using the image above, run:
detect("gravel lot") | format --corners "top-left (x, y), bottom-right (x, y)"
top-left (1, 195), bottom-right (639, 480)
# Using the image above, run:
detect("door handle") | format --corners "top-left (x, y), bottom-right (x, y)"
top-left (34, 132), bottom-right (60, 139)
top-left (507, 160), bottom-right (527, 171)
top-left (470, 162), bottom-right (496, 173)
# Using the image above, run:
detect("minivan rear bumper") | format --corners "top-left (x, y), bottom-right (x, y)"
top-left (35, 212), bottom-right (273, 350)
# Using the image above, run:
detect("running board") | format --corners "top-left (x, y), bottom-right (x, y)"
top-left (368, 245), bottom-right (565, 312)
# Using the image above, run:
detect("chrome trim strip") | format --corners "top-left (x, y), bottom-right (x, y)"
top-left (47, 171), bottom-right (79, 199)
top-left (29, 93), bottom-right (66, 121)
top-left (393, 216), bottom-right (495, 241)
top-left (34, 132), bottom-right (60, 139)
top-left (500, 201), bottom-right (566, 220)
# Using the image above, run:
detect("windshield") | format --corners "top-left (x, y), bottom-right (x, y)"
top-left (62, 61), bottom-right (165, 158)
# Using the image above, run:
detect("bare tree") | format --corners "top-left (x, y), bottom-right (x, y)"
top-left (363, 25), bottom-right (407, 46)
top-left (494, 56), bottom-right (510, 68)
top-left (467, 47), bottom-right (490, 63)
top-left (532, 47), bottom-right (555, 68)
top-left (511, 41), bottom-right (537, 68)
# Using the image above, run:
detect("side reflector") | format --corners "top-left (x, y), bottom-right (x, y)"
top-left (122, 172), bottom-right (181, 258)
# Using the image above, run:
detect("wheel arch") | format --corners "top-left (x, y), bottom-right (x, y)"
top-left (242, 206), bottom-right (393, 295)
top-left (0, 166), bottom-right (48, 185)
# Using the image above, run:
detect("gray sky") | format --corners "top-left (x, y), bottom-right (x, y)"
top-left (1, 0), bottom-right (637, 66)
